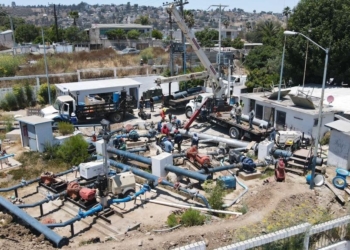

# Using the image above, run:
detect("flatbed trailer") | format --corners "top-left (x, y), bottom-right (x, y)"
top-left (208, 112), bottom-right (273, 141)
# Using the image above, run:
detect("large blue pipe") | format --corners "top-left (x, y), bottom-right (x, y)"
top-left (108, 147), bottom-right (152, 165)
top-left (108, 184), bottom-right (151, 205)
top-left (108, 160), bottom-right (211, 208)
top-left (164, 165), bottom-right (210, 182)
top-left (108, 148), bottom-right (210, 182)
top-left (0, 168), bottom-right (76, 194)
top-left (0, 196), bottom-right (68, 248)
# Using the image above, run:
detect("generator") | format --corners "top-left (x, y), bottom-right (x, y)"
top-left (79, 160), bottom-right (104, 180)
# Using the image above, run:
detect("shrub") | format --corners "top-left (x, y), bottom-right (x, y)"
top-left (206, 180), bottom-right (225, 210)
top-left (181, 208), bottom-right (206, 227)
top-left (56, 135), bottom-right (89, 165)
top-left (140, 47), bottom-right (154, 63)
top-left (320, 131), bottom-right (331, 145)
top-left (12, 84), bottom-right (26, 109)
top-left (37, 83), bottom-right (56, 105)
top-left (3, 92), bottom-right (18, 111)
top-left (237, 203), bottom-right (249, 215)
top-left (58, 122), bottom-right (74, 135)
top-left (166, 213), bottom-right (179, 228)
top-left (3, 115), bottom-right (15, 133)
top-left (43, 142), bottom-right (60, 160)
top-left (24, 82), bottom-right (35, 106)
top-left (0, 54), bottom-right (24, 77)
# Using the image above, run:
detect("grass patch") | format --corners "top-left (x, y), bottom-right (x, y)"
top-left (167, 213), bottom-right (179, 228)
top-left (181, 208), bottom-right (206, 227)
top-left (260, 167), bottom-right (275, 179)
top-left (237, 203), bottom-right (249, 215)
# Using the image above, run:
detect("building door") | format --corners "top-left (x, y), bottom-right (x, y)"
top-left (276, 110), bottom-right (286, 130)
top-left (27, 124), bottom-right (37, 151)
top-left (129, 87), bottom-right (138, 108)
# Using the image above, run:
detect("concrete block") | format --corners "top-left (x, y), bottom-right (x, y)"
top-left (238, 171), bottom-right (262, 181)
top-left (151, 152), bottom-right (173, 178)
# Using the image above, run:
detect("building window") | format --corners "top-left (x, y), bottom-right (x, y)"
top-left (256, 104), bottom-right (263, 119)
top-left (314, 119), bottom-right (318, 127)
top-left (276, 110), bottom-right (286, 129)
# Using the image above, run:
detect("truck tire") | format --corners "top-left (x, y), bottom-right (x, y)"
top-left (110, 113), bottom-right (122, 123)
top-left (52, 119), bottom-right (62, 128)
top-left (229, 127), bottom-right (241, 139)
top-left (186, 107), bottom-right (193, 119)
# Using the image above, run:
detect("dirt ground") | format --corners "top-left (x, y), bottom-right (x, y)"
top-left (0, 109), bottom-right (348, 249)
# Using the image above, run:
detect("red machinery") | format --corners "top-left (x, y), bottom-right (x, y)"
top-left (67, 182), bottom-right (81, 200)
top-left (40, 172), bottom-right (56, 185)
top-left (186, 145), bottom-right (211, 168)
top-left (275, 158), bottom-right (286, 182)
top-left (79, 188), bottom-right (96, 201)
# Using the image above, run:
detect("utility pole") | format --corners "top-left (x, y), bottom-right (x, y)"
top-left (178, 0), bottom-right (188, 74)
top-left (208, 4), bottom-right (228, 78)
top-left (164, 3), bottom-right (175, 76)
top-left (9, 15), bottom-right (16, 55)
top-left (53, 4), bottom-right (59, 42)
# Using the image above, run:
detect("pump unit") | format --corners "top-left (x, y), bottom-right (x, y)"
top-left (79, 160), bottom-right (104, 179)
top-left (108, 171), bottom-right (136, 197)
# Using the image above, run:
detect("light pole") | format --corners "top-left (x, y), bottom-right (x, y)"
top-left (302, 29), bottom-right (312, 90)
top-left (8, 15), bottom-right (16, 55)
top-left (208, 4), bottom-right (228, 78)
top-left (277, 35), bottom-right (287, 102)
top-left (284, 30), bottom-right (329, 190)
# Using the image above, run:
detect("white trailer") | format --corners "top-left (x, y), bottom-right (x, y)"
top-left (55, 78), bottom-right (141, 103)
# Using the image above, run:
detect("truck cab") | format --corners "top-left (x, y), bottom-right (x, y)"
top-left (41, 95), bottom-right (77, 126)
top-left (185, 93), bottom-right (214, 118)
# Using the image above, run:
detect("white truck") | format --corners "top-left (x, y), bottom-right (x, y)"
top-left (40, 78), bottom-right (141, 125)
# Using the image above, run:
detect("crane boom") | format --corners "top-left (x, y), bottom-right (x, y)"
top-left (166, 4), bottom-right (227, 99)
top-left (155, 71), bottom-right (209, 84)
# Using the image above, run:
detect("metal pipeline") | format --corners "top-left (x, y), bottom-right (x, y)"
top-left (172, 151), bottom-right (219, 158)
top-left (109, 160), bottom-right (159, 184)
top-left (108, 160), bottom-right (211, 208)
top-left (108, 148), bottom-right (211, 182)
top-left (160, 179), bottom-right (211, 208)
top-left (178, 129), bottom-right (252, 148)
top-left (108, 184), bottom-right (151, 205)
top-left (0, 196), bottom-right (68, 248)
top-left (197, 163), bottom-right (242, 174)
top-left (127, 146), bottom-right (149, 153)
top-left (164, 165), bottom-right (211, 182)
top-left (240, 114), bottom-right (271, 129)
top-left (108, 147), bottom-right (152, 165)
top-left (0, 168), bottom-right (76, 194)
top-left (0, 153), bottom-right (15, 160)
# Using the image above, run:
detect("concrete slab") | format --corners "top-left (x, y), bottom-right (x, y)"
top-left (238, 171), bottom-right (262, 181)
top-left (0, 157), bottom-right (22, 171)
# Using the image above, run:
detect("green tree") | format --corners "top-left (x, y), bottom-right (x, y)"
top-left (15, 24), bottom-right (39, 43)
top-left (106, 29), bottom-right (126, 40)
top-left (134, 15), bottom-right (150, 25)
top-left (222, 19), bottom-right (230, 29)
top-left (127, 29), bottom-right (140, 39)
top-left (287, 0), bottom-right (350, 83)
top-left (64, 26), bottom-right (89, 43)
top-left (246, 21), bottom-right (252, 31)
top-left (12, 84), bottom-right (26, 109)
top-left (37, 83), bottom-right (56, 105)
top-left (232, 37), bottom-right (244, 49)
top-left (69, 11), bottom-right (79, 26)
top-left (184, 10), bottom-right (195, 29)
top-left (206, 180), bottom-right (225, 210)
top-left (24, 82), bottom-right (35, 107)
top-left (195, 27), bottom-right (218, 47)
top-left (151, 29), bottom-right (163, 39)
top-left (283, 6), bottom-right (292, 29)
top-left (57, 135), bottom-right (89, 165)
top-left (256, 20), bottom-right (282, 46)
top-left (245, 45), bottom-right (281, 70)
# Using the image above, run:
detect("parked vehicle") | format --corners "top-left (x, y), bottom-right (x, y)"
top-left (117, 48), bottom-right (140, 55)
top-left (41, 78), bottom-right (141, 126)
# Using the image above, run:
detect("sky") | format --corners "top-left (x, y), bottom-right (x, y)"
top-left (4, 0), bottom-right (300, 13)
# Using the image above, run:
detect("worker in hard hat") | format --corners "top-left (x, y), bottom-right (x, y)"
top-left (172, 115), bottom-right (181, 129)
top-left (174, 129), bottom-right (183, 152)
top-left (70, 112), bottom-right (78, 130)
top-left (159, 107), bottom-right (167, 121)
top-left (191, 133), bottom-right (199, 147)
top-left (163, 139), bottom-right (174, 153)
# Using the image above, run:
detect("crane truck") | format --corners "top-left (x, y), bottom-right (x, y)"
top-left (166, 3), bottom-right (273, 142)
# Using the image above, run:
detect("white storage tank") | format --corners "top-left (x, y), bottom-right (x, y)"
top-left (79, 160), bottom-right (104, 179)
